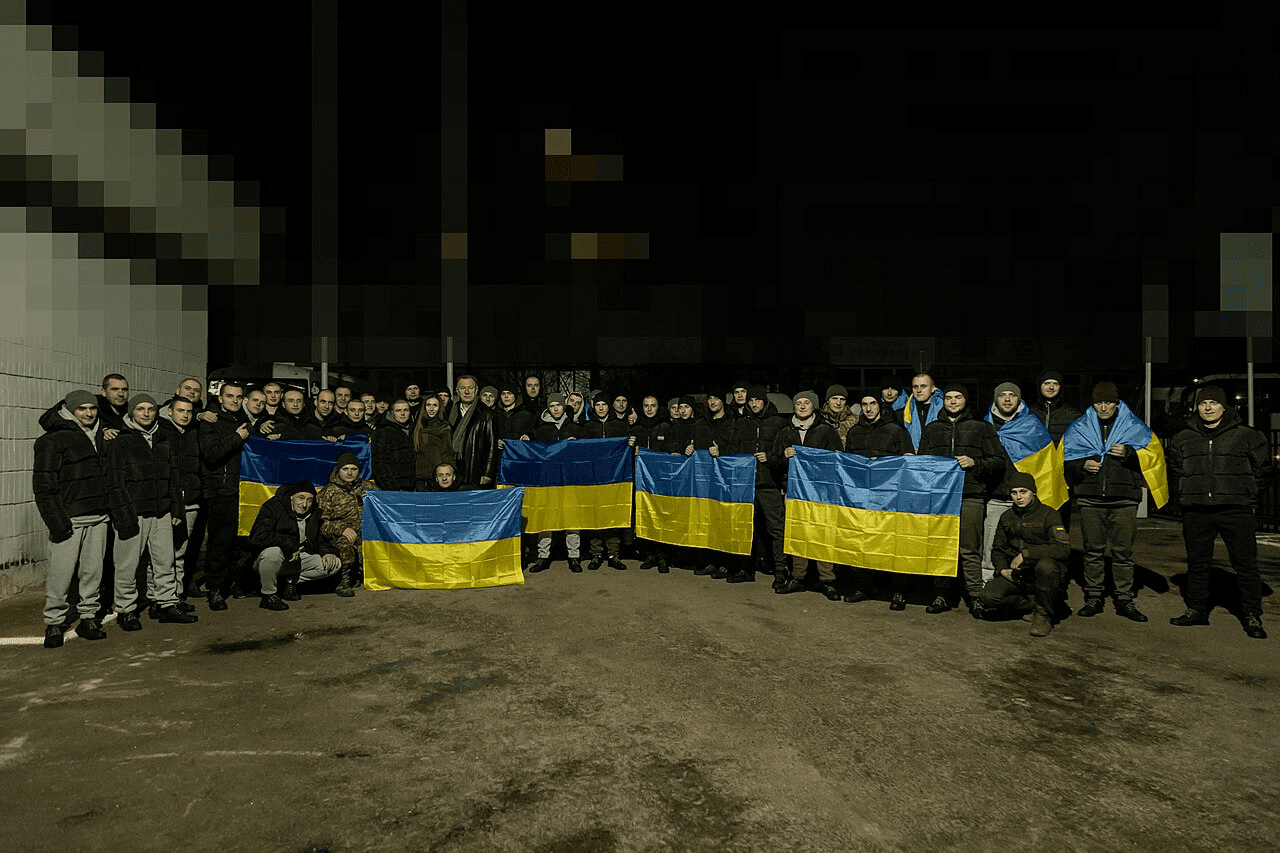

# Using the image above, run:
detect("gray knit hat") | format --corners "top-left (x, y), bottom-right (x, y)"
top-left (64, 390), bottom-right (96, 411)
top-left (993, 382), bottom-right (1021, 400)
top-left (546, 392), bottom-right (566, 406)
top-left (128, 393), bottom-right (157, 413)
top-left (825, 384), bottom-right (848, 401)
top-left (793, 390), bottom-right (819, 408)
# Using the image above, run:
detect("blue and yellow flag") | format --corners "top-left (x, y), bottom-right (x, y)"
top-left (237, 436), bottom-right (372, 535)
top-left (361, 488), bottom-right (525, 590)
top-left (498, 437), bottom-right (634, 533)
top-left (984, 402), bottom-right (1069, 509)
top-left (901, 389), bottom-right (943, 450)
top-left (1062, 402), bottom-right (1169, 508)
top-left (784, 446), bottom-right (963, 576)
top-left (633, 449), bottom-right (755, 554)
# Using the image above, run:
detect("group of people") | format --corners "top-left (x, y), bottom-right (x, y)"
top-left (32, 368), bottom-right (1272, 649)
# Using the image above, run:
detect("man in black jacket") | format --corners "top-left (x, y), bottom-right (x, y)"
top-left (527, 394), bottom-right (583, 573)
top-left (158, 397), bottom-right (205, 601)
top-left (308, 389), bottom-right (340, 440)
top-left (843, 390), bottom-right (914, 609)
top-left (918, 384), bottom-right (1006, 616)
top-left (325, 399), bottom-right (373, 440)
top-left (450, 375), bottom-right (500, 488)
top-left (33, 390), bottom-right (136, 647)
top-left (580, 393), bottom-right (633, 569)
top-left (105, 395), bottom-right (196, 628)
top-left (248, 481), bottom-right (340, 611)
top-left (495, 384), bottom-right (536, 449)
top-left (1167, 386), bottom-right (1272, 639)
top-left (372, 400), bottom-right (417, 490)
top-left (976, 472), bottom-right (1071, 636)
top-left (726, 386), bottom-right (788, 584)
top-left (1029, 369), bottom-right (1081, 531)
top-left (264, 388), bottom-right (311, 441)
top-left (96, 373), bottom-right (130, 432)
top-left (773, 391), bottom-right (844, 599)
top-left (1064, 382), bottom-right (1149, 624)
top-left (198, 381), bottom-right (251, 610)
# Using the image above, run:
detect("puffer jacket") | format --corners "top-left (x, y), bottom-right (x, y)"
top-left (248, 482), bottom-right (337, 558)
top-left (32, 404), bottom-right (136, 542)
top-left (157, 418), bottom-right (203, 506)
top-left (1167, 408), bottom-right (1271, 508)
top-left (1028, 370), bottom-right (1080, 444)
top-left (1063, 416), bottom-right (1144, 504)
top-left (579, 415), bottom-right (630, 439)
top-left (694, 412), bottom-right (736, 452)
top-left (771, 416), bottom-right (842, 487)
top-left (990, 497), bottom-right (1070, 571)
top-left (496, 402), bottom-right (537, 442)
top-left (728, 400), bottom-right (787, 489)
top-left (105, 420), bottom-right (183, 520)
top-left (371, 420), bottom-right (416, 491)
top-left (918, 405), bottom-right (1007, 499)
top-left (844, 413), bottom-right (913, 458)
top-left (316, 462), bottom-right (379, 545)
top-left (198, 407), bottom-right (249, 499)
top-left (630, 413), bottom-right (675, 452)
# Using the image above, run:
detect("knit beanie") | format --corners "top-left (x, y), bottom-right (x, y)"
top-left (731, 379), bottom-right (750, 393)
top-left (705, 390), bottom-right (724, 402)
top-left (592, 391), bottom-right (610, 405)
top-left (1092, 382), bottom-right (1119, 403)
top-left (336, 452), bottom-right (360, 470)
top-left (942, 383), bottom-right (968, 400)
top-left (679, 395), bottom-right (696, 408)
top-left (64, 389), bottom-right (96, 411)
top-left (825, 384), bottom-right (848, 401)
top-left (546, 392), bottom-right (566, 406)
top-left (498, 382), bottom-right (518, 396)
top-left (793, 390), bottom-right (819, 408)
top-left (128, 393), bottom-right (157, 413)
top-left (1009, 471), bottom-right (1038, 493)
top-left (746, 385), bottom-right (768, 402)
top-left (288, 481), bottom-right (317, 498)
top-left (667, 397), bottom-right (680, 410)
top-left (860, 388), bottom-right (881, 404)
top-left (480, 385), bottom-right (497, 399)
top-left (1194, 386), bottom-right (1227, 406)
top-left (993, 382), bottom-right (1021, 399)
top-left (1037, 369), bottom-right (1064, 386)
top-left (879, 375), bottom-right (901, 392)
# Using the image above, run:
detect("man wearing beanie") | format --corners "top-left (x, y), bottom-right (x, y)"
top-left (726, 386), bottom-right (788, 583)
top-left (918, 383), bottom-right (1006, 615)
top-left (198, 381), bottom-right (252, 610)
top-left (902, 373), bottom-right (944, 450)
top-left (317, 453), bottom-right (379, 596)
top-left (773, 391), bottom-right (844, 599)
top-left (580, 392), bottom-right (634, 570)
top-left (1063, 382), bottom-right (1150, 623)
top-left (528, 393), bottom-right (585, 573)
top-left (729, 380), bottom-right (751, 418)
top-left (1168, 386), bottom-right (1271, 639)
top-left (692, 389), bottom-right (740, 578)
top-left (105, 394), bottom-right (196, 630)
top-left (843, 389), bottom-right (915, 609)
top-left (248, 481), bottom-right (341, 611)
top-left (33, 390), bottom-right (137, 647)
top-left (820, 384), bottom-right (856, 449)
top-left (981, 382), bottom-right (1025, 578)
top-left (976, 471), bottom-right (1071, 636)
top-left (1030, 369), bottom-right (1082, 532)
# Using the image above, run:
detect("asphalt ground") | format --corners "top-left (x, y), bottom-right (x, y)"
top-left (0, 516), bottom-right (1277, 853)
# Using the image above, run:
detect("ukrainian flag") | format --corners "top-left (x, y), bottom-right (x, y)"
top-left (361, 488), bottom-right (525, 590)
top-left (901, 389), bottom-right (943, 450)
top-left (633, 449), bottom-right (756, 554)
top-left (237, 436), bottom-right (372, 536)
top-left (784, 446), bottom-right (963, 576)
top-left (1062, 402), bottom-right (1169, 508)
top-left (984, 402), bottom-right (1070, 509)
top-left (498, 437), bottom-right (633, 533)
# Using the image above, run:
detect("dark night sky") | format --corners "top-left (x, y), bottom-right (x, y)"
top-left (33, 4), bottom-right (1279, 389)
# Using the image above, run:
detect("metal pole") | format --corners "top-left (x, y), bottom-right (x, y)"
top-left (320, 336), bottom-right (329, 391)
top-left (1144, 336), bottom-right (1152, 424)
top-left (1247, 336), bottom-right (1255, 427)
top-left (446, 336), bottom-right (454, 394)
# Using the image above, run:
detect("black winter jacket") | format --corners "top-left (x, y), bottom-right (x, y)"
top-left (1063, 417), bottom-right (1144, 504)
top-left (199, 408), bottom-right (249, 499)
top-left (728, 401), bottom-right (787, 489)
top-left (158, 419), bottom-right (203, 505)
top-left (844, 414), bottom-right (913, 458)
top-left (496, 404), bottom-right (537, 442)
top-left (248, 483), bottom-right (338, 558)
top-left (694, 413), bottom-right (736, 451)
top-left (580, 416), bottom-right (631, 440)
top-left (105, 423), bottom-right (183, 520)
top-left (324, 417), bottom-right (372, 440)
top-left (1167, 408), bottom-right (1271, 508)
top-left (32, 405), bottom-right (136, 542)
top-left (532, 410), bottom-right (581, 441)
top-left (371, 422), bottom-right (416, 491)
top-left (1029, 397), bottom-right (1080, 445)
top-left (668, 417), bottom-right (699, 454)
top-left (452, 403), bottom-right (500, 484)
top-left (772, 416), bottom-right (842, 487)
top-left (267, 408), bottom-right (312, 441)
top-left (630, 414), bottom-right (675, 452)
top-left (991, 498), bottom-right (1070, 572)
top-left (918, 406), bottom-right (1007, 499)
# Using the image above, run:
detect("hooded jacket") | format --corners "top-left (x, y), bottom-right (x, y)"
top-left (496, 401), bottom-right (537, 442)
top-left (771, 414), bottom-right (842, 487)
top-left (316, 460), bottom-right (379, 545)
top-left (198, 405), bottom-right (250, 499)
top-left (579, 413), bottom-right (631, 440)
top-left (33, 403), bottom-right (136, 542)
top-left (1028, 371), bottom-right (1081, 445)
top-left (324, 415), bottom-right (372, 441)
top-left (533, 408), bottom-right (581, 441)
top-left (844, 412), bottom-right (913, 458)
top-left (990, 496), bottom-right (1070, 572)
top-left (728, 400), bottom-right (787, 489)
top-left (630, 412), bottom-right (675, 452)
top-left (1167, 407), bottom-right (1271, 508)
top-left (1063, 414), bottom-right (1145, 504)
top-left (918, 404), bottom-right (1007, 499)
top-left (105, 416), bottom-right (183, 520)
top-left (157, 416), bottom-right (204, 506)
top-left (248, 482), bottom-right (337, 558)
top-left (371, 418), bottom-right (416, 491)
top-left (267, 406), bottom-right (313, 441)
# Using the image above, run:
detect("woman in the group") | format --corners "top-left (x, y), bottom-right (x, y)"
top-left (411, 396), bottom-right (455, 492)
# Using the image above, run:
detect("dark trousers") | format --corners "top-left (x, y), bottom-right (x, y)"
top-left (936, 497), bottom-right (985, 598)
top-left (979, 558), bottom-right (1066, 615)
top-left (203, 494), bottom-right (240, 593)
top-left (1182, 506), bottom-right (1262, 617)
top-left (1079, 502), bottom-right (1138, 602)
top-left (752, 487), bottom-right (786, 571)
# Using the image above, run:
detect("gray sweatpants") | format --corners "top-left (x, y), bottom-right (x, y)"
top-left (44, 516), bottom-right (108, 627)
top-left (254, 547), bottom-right (338, 595)
top-left (113, 514), bottom-right (178, 613)
top-left (982, 498), bottom-right (1013, 578)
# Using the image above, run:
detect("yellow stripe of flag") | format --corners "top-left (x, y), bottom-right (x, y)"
top-left (634, 490), bottom-right (755, 555)
top-left (784, 501), bottom-right (960, 576)
top-left (362, 537), bottom-right (524, 590)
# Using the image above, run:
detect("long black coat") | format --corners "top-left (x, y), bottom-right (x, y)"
top-left (32, 405), bottom-right (135, 542)
top-left (452, 403), bottom-right (500, 484)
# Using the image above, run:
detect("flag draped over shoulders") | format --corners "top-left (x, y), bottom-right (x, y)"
top-left (361, 488), bottom-right (525, 590)
top-left (1062, 402), bottom-right (1169, 508)
top-left (783, 446), bottom-right (962, 576)
top-left (633, 449), bottom-right (755, 554)
top-left (498, 437), bottom-right (633, 532)
top-left (237, 436), bottom-right (372, 535)
top-left (985, 402), bottom-right (1069, 509)
top-left (901, 389), bottom-right (943, 450)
